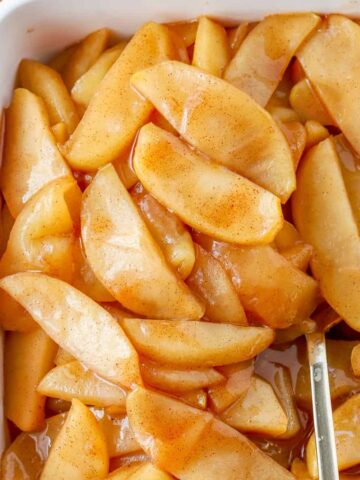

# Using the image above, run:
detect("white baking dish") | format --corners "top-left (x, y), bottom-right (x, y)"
top-left (0, 0), bottom-right (359, 460)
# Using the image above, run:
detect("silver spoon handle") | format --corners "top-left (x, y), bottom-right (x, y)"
top-left (306, 332), bottom-right (339, 480)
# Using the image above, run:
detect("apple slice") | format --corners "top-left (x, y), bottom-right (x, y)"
top-left (55, 347), bottom-right (75, 366)
top-left (0, 272), bottom-right (141, 388)
top-left (120, 318), bottom-right (274, 367)
top-left (292, 137), bottom-right (360, 331)
top-left (195, 234), bottom-right (319, 329)
top-left (0, 177), bottom-right (81, 282)
top-left (289, 79), bottom-right (334, 125)
top-left (131, 61), bottom-right (295, 202)
top-left (41, 399), bottom-right (108, 479)
top-left (192, 17), bottom-right (230, 77)
top-left (62, 28), bottom-right (110, 90)
top-left (306, 393), bottom-right (360, 476)
top-left (221, 376), bottom-right (288, 437)
top-left (133, 123), bottom-right (283, 244)
top-left (298, 15), bottom-right (360, 156)
top-left (81, 164), bottom-right (204, 319)
top-left (18, 59), bottom-right (80, 133)
top-left (127, 387), bottom-right (294, 480)
top-left (305, 120), bottom-right (330, 149)
top-left (141, 361), bottom-right (224, 393)
top-left (224, 13), bottom-right (320, 107)
top-left (5, 328), bottom-right (58, 431)
top-left (168, 21), bottom-right (198, 47)
top-left (64, 23), bottom-right (179, 170)
top-left (38, 361), bottom-right (127, 407)
top-left (94, 412), bottom-right (140, 458)
top-left (351, 344), bottom-right (360, 377)
top-left (208, 361), bottom-right (254, 413)
top-left (1, 88), bottom-right (73, 217)
top-left (131, 182), bottom-right (195, 279)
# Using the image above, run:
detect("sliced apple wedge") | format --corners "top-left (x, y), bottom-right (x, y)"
top-left (141, 361), bottom-right (224, 393)
top-left (306, 393), bottom-right (360, 476)
top-left (224, 13), bottom-right (320, 107)
top-left (0, 177), bottom-right (81, 282)
top-left (131, 182), bottom-right (195, 279)
top-left (127, 387), bottom-right (294, 480)
top-left (289, 79), bottom-right (334, 125)
top-left (221, 376), bottom-right (288, 437)
top-left (292, 137), bottom-right (360, 331)
top-left (41, 399), bottom-right (108, 479)
top-left (187, 244), bottom-right (247, 324)
top-left (64, 23), bottom-right (179, 170)
top-left (133, 124), bottom-right (283, 244)
top-left (351, 344), bottom-right (360, 377)
top-left (195, 234), bottom-right (319, 329)
top-left (120, 318), bottom-right (274, 367)
top-left (0, 272), bottom-right (141, 388)
top-left (1, 88), bottom-right (72, 217)
top-left (94, 412), bottom-right (140, 457)
top-left (81, 164), bottom-right (204, 319)
top-left (131, 61), bottom-right (295, 202)
top-left (38, 361), bottom-right (127, 407)
top-left (298, 15), bottom-right (360, 156)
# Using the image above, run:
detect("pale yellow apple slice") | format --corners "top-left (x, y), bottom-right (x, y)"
top-left (38, 361), bottom-right (127, 407)
top-left (192, 17), bottom-right (230, 77)
top-left (64, 23), bottom-right (179, 170)
top-left (221, 376), bottom-right (288, 437)
top-left (127, 387), bottom-right (294, 480)
top-left (298, 15), bottom-right (360, 156)
top-left (94, 411), bottom-right (140, 457)
top-left (208, 361), bottom-right (254, 413)
top-left (18, 59), bottom-right (80, 133)
top-left (0, 272), bottom-right (141, 388)
top-left (195, 234), bottom-right (319, 329)
top-left (107, 463), bottom-right (173, 480)
top-left (187, 244), bottom-right (247, 324)
top-left (306, 393), bottom-right (360, 476)
top-left (5, 328), bottom-right (58, 431)
top-left (131, 61), bottom-right (295, 202)
top-left (41, 399), bottom-right (108, 479)
top-left (131, 182), bottom-right (195, 279)
top-left (120, 318), bottom-right (274, 367)
top-left (1, 88), bottom-right (73, 217)
top-left (71, 43), bottom-right (126, 111)
top-left (81, 164), bottom-right (204, 319)
top-left (289, 79), bottom-right (334, 125)
top-left (224, 13), bottom-right (320, 107)
top-left (62, 28), bottom-right (110, 90)
top-left (292, 137), bottom-right (360, 331)
top-left (0, 177), bottom-right (81, 282)
top-left (140, 361), bottom-right (224, 393)
top-left (133, 124), bottom-right (283, 244)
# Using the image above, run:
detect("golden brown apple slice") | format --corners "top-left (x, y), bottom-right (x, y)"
top-left (81, 164), bottom-right (204, 319)
top-left (0, 177), bottom-right (81, 282)
top-left (298, 15), bottom-right (360, 156)
top-left (224, 13), bottom-right (320, 106)
top-left (127, 387), bottom-right (294, 480)
top-left (0, 272), bottom-right (141, 388)
top-left (48, 44), bottom-right (77, 73)
top-left (292, 137), bottom-right (360, 331)
top-left (4, 328), bottom-right (58, 431)
top-left (38, 361), bottom-right (127, 407)
top-left (94, 411), bottom-right (140, 457)
top-left (192, 17), bottom-right (230, 77)
top-left (221, 376), bottom-right (288, 437)
top-left (133, 124), bottom-right (283, 244)
top-left (195, 234), bottom-right (319, 329)
top-left (167, 21), bottom-right (198, 47)
top-left (71, 43), bottom-right (126, 111)
top-left (141, 361), bottom-right (224, 393)
top-left (305, 120), bottom-right (330, 149)
top-left (187, 244), bottom-right (247, 324)
top-left (52, 121), bottom-right (69, 143)
top-left (1, 413), bottom-right (66, 479)
top-left (64, 23), bottom-right (179, 170)
top-left (18, 59), bottom-right (80, 133)
top-left (0, 289), bottom-right (37, 332)
top-left (208, 361), bottom-right (254, 413)
top-left (177, 389), bottom-right (207, 410)
top-left (351, 344), bottom-right (360, 376)
top-left (228, 23), bottom-right (249, 55)
top-left (108, 462), bottom-right (173, 480)
top-left (275, 221), bottom-right (313, 272)
top-left (120, 318), bottom-right (274, 367)
top-left (289, 79), bottom-right (334, 125)
top-left (131, 183), bottom-right (195, 279)
top-left (62, 28), bottom-right (110, 89)
top-left (55, 347), bottom-right (75, 366)
top-left (306, 393), bottom-right (360, 476)
top-left (41, 399), bottom-right (108, 479)
top-left (131, 61), bottom-right (295, 202)
top-left (1, 88), bottom-right (73, 217)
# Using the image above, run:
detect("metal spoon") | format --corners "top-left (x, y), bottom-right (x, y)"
top-left (306, 331), bottom-right (339, 480)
